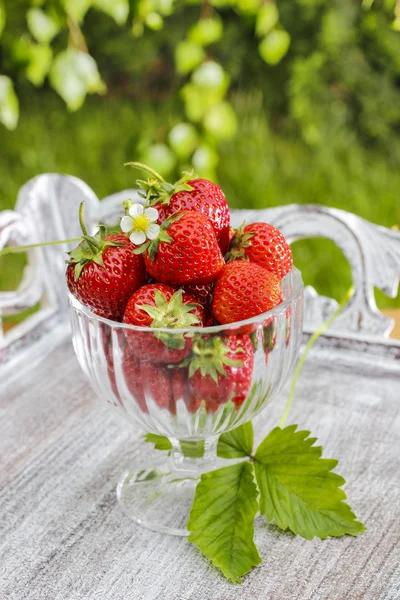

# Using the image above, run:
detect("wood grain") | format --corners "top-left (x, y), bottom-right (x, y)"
top-left (1, 338), bottom-right (399, 600)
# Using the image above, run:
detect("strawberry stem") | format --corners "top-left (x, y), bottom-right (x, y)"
top-left (279, 285), bottom-right (354, 428)
top-left (0, 238), bottom-right (83, 257)
top-left (124, 161), bottom-right (165, 183)
top-left (79, 201), bottom-right (89, 237)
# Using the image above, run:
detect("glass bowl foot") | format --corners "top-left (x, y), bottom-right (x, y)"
top-left (116, 456), bottom-right (200, 536)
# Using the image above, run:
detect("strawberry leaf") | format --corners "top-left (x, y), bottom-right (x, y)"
top-left (254, 425), bottom-right (366, 540)
top-left (187, 462), bottom-right (261, 583)
top-left (144, 433), bottom-right (172, 452)
top-left (217, 421), bottom-right (254, 459)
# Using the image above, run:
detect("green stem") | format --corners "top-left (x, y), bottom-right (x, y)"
top-left (79, 201), bottom-right (89, 237)
top-left (124, 161), bottom-right (165, 182)
top-left (0, 238), bottom-right (83, 257)
top-left (279, 286), bottom-right (354, 428)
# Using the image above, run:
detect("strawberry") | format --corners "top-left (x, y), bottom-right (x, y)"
top-left (123, 283), bottom-right (205, 363)
top-left (128, 359), bottom-right (175, 414)
top-left (135, 211), bottom-right (224, 286)
top-left (126, 162), bottom-right (230, 253)
top-left (108, 347), bottom-right (176, 414)
top-left (226, 221), bottom-right (293, 280)
top-left (170, 366), bottom-right (197, 413)
top-left (187, 335), bottom-right (254, 408)
top-left (182, 282), bottom-right (214, 310)
top-left (66, 203), bottom-right (145, 321)
top-left (212, 261), bottom-right (282, 325)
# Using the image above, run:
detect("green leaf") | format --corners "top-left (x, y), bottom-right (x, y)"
top-left (189, 17), bottom-right (223, 46)
top-left (144, 433), bottom-right (172, 451)
top-left (192, 61), bottom-right (228, 91)
top-left (188, 462), bottom-right (261, 583)
top-left (27, 8), bottom-right (60, 44)
top-left (92, 0), bottom-right (129, 25)
top-left (192, 144), bottom-right (219, 176)
top-left (141, 144), bottom-right (176, 177)
top-left (254, 425), bottom-right (366, 540)
top-left (175, 40), bottom-right (205, 75)
top-left (62, 0), bottom-right (92, 23)
top-left (203, 101), bottom-right (238, 140)
top-left (143, 434), bottom-right (205, 458)
top-left (49, 49), bottom-right (106, 111)
top-left (0, 1), bottom-right (6, 38)
top-left (145, 12), bottom-right (163, 30)
top-left (26, 44), bottom-right (53, 86)
top-left (258, 29), bottom-right (291, 65)
top-left (168, 123), bottom-right (198, 159)
top-left (217, 422), bottom-right (254, 459)
top-left (256, 3), bottom-right (279, 37)
top-left (0, 76), bottom-right (19, 130)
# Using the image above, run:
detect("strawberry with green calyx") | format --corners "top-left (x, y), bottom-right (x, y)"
top-left (226, 221), bottom-right (293, 280)
top-left (66, 202), bottom-right (146, 321)
top-left (123, 283), bottom-right (205, 363)
top-left (134, 210), bottom-right (225, 286)
top-left (186, 335), bottom-right (254, 408)
top-left (126, 161), bottom-right (230, 254)
top-left (212, 261), bottom-right (282, 325)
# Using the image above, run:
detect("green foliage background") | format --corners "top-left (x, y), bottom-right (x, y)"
top-left (0, 0), bottom-right (399, 309)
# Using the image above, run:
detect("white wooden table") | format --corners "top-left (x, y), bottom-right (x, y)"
top-left (1, 175), bottom-right (399, 600)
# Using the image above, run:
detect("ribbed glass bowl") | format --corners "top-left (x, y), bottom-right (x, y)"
top-left (69, 266), bottom-right (304, 535)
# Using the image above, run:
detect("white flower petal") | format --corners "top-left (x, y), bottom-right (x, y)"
top-left (129, 203), bottom-right (144, 218)
top-left (120, 215), bottom-right (133, 233)
top-left (144, 207), bottom-right (159, 223)
top-left (130, 230), bottom-right (146, 245)
top-left (147, 223), bottom-right (160, 240)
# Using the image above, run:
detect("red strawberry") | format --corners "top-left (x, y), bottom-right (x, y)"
top-left (212, 261), bottom-right (282, 325)
top-left (119, 350), bottom-right (175, 414)
top-left (66, 204), bottom-right (145, 321)
top-left (123, 283), bottom-right (205, 363)
top-left (127, 162), bottom-right (230, 253)
top-left (187, 335), bottom-right (254, 408)
top-left (182, 282), bottom-right (213, 310)
top-left (170, 366), bottom-right (197, 413)
top-left (136, 211), bottom-right (224, 286)
top-left (227, 222), bottom-right (293, 280)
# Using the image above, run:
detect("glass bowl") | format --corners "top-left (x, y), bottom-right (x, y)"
top-left (69, 267), bottom-right (304, 535)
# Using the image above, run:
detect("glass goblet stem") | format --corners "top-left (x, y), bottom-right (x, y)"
top-left (169, 436), bottom-right (219, 474)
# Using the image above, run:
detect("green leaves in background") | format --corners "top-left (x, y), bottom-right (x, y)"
top-left (217, 421), bottom-right (253, 458)
top-left (168, 123), bottom-right (199, 159)
top-left (256, 3), bottom-right (279, 36)
top-left (258, 30), bottom-right (291, 65)
top-left (26, 44), bottom-right (53, 86)
top-left (203, 101), bottom-right (237, 139)
top-left (254, 426), bottom-right (366, 539)
top-left (49, 49), bottom-right (106, 111)
top-left (0, 76), bottom-right (19, 130)
top-left (141, 143), bottom-right (176, 177)
top-left (62, 0), bottom-right (92, 23)
top-left (187, 462), bottom-right (261, 583)
top-left (26, 8), bottom-right (60, 44)
top-left (0, 1), bottom-right (5, 39)
top-left (175, 40), bottom-right (205, 75)
top-left (189, 17), bottom-right (223, 46)
top-left (92, 0), bottom-right (129, 25)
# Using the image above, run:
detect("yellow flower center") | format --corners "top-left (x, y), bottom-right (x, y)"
top-left (132, 214), bottom-right (150, 232)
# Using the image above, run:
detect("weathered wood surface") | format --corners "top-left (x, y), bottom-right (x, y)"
top-left (1, 338), bottom-right (399, 600)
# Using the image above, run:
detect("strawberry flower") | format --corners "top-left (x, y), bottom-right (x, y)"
top-left (120, 203), bottom-right (160, 245)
